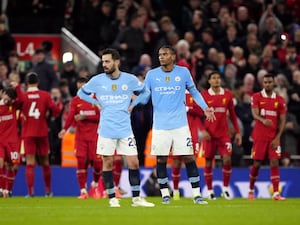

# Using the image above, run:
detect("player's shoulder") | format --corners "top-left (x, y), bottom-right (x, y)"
top-left (275, 93), bottom-right (285, 102)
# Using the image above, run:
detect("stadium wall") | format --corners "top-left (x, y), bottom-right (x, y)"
top-left (12, 166), bottom-right (300, 198)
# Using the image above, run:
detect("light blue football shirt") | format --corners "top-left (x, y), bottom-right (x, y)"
top-left (145, 65), bottom-right (208, 130)
top-left (78, 72), bottom-right (148, 138)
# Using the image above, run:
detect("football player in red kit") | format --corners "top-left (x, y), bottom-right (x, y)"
top-left (0, 85), bottom-right (22, 197)
top-left (21, 72), bottom-right (62, 197)
top-left (248, 74), bottom-right (286, 201)
top-left (200, 71), bottom-right (241, 200)
top-left (58, 77), bottom-right (102, 199)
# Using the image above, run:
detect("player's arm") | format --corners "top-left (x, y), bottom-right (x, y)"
top-left (77, 87), bottom-right (101, 109)
top-left (188, 86), bottom-right (215, 122)
top-left (58, 100), bottom-right (76, 138)
top-left (251, 107), bottom-right (272, 126)
top-left (271, 112), bottom-right (286, 149)
top-left (130, 85), bottom-right (150, 111)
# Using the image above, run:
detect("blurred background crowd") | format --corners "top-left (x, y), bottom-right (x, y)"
top-left (0, 0), bottom-right (300, 167)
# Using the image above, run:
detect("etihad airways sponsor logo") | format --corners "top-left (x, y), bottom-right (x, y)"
top-left (99, 94), bottom-right (129, 104)
top-left (154, 86), bottom-right (181, 94)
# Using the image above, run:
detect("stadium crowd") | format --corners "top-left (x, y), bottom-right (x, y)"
top-left (0, 0), bottom-right (300, 175)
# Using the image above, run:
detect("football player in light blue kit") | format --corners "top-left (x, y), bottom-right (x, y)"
top-left (144, 45), bottom-right (215, 204)
top-left (77, 48), bottom-right (154, 208)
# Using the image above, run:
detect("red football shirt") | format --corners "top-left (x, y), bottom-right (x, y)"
top-left (186, 92), bottom-right (202, 145)
top-left (63, 96), bottom-right (99, 141)
top-left (251, 89), bottom-right (286, 141)
top-left (21, 87), bottom-right (61, 137)
top-left (200, 88), bottom-right (240, 138)
top-left (0, 101), bottom-right (19, 143)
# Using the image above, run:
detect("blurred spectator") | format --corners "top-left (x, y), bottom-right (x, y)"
top-left (240, 53), bottom-right (261, 81)
top-left (258, 4), bottom-right (283, 45)
top-left (59, 79), bottom-right (72, 104)
top-left (187, 9), bottom-right (207, 43)
top-left (40, 41), bottom-right (54, 65)
top-left (243, 33), bottom-right (262, 58)
top-left (0, 60), bottom-right (8, 87)
top-left (243, 73), bottom-right (255, 96)
top-left (201, 28), bottom-right (222, 57)
top-left (183, 31), bottom-right (195, 47)
top-left (113, 13), bottom-right (146, 71)
top-left (190, 42), bottom-right (205, 83)
top-left (280, 111), bottom-right (300, 167)
top-left (0, 18), bottom-right (15, 60)
top-left (98, 1), bottom-right (114, 49)
top-left (48, 87), bottom-right (64, 165)
top-left (275, 73), bottom-right (290, 102)
top-left (131, 53), bottom-right (152, 77)
top-left (224, 63), bottom-right (238, 90)
top-left (78, 66), bottom-right (90, 78)
top-left (60, 61), bottom-right (78, 97)
top-left (175, 39), bottom-right (191, 70)
top-left (236, 5), bottom-right (253, 37)
top-left (30, 48), bottom-right (59, 92)
top-left (288, 69), bottom-right (300, 123)
top-left (220, 24), bottom-right (242, 59)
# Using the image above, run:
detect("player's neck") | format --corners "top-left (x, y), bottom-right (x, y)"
top-left (211, 87), bottom-right (221, 94)
top-left (109, 70), bottom-right (121, 79)
top-left (161, 64), bottom-right (174, 72)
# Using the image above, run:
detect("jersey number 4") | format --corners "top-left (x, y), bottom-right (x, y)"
top-left (29, 101), bottom-right (41, 119)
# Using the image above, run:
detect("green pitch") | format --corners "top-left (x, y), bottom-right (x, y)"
top-left (1, 197), bottom-right (299, 225)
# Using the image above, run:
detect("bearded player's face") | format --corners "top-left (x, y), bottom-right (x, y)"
top-left (102, 54), bottom-right (117, 75)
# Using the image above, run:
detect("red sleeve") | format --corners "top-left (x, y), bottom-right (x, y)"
top-left (188, 101), bottom-right (203, 117)
top-left (63, 98), bottom-right (76, 130)
top-left (228, 93), bottom-right (240, 134)
top-left (251, 93), bottom-right (259, 108)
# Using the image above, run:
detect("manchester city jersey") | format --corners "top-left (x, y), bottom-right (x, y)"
top-left (145, 65), bottom-right (195, 130)
top-left (81, 72), bottom-right (145, 138)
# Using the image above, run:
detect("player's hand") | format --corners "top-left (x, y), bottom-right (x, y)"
top-left (74, 114), bottom-right (84, 121)
top-left (262, 119), bottom-right (273, 126)
top-left (204, 107), bottom-right (216, 122)
top-left (58, 129), bottom-right (66, 139)
top-left (234, 133), bottom-right (242, 146)
top-left (270, 137), bottom-right (279, 149)
top-left (202, 130), bottom-right (211, 141)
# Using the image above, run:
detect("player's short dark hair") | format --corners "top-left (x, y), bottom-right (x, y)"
top-left (26, 72), bottom-right (39, 84)
top-left (102, 48), bottom-right (121, 60)
top-left (263, 73), bottom-right (275, 80)
top-left (3, 87), bottom-right (17, 100)
top-left (208, 71), bottom-right (221, 80)
top-left (159, 45), bottom-right (176, 55)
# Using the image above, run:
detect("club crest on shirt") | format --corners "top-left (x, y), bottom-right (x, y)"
top-left (175, 76), bottom-right (180, 82)
top-left (165, 76), bottom-right (170, 82)
top-left (222, 98), bottom-right (227, 105)
top-left (9, 106), bottom-right (12, 112)
top-left (274, 101), bottom-right (278, 108)
top-left (112, 84), bottom-right (117, 91)
top-left (122, 84), bottom-right (128, 91)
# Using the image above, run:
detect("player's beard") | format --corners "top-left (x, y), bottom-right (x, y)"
top-left (104, 65), bottom-right (116, 75)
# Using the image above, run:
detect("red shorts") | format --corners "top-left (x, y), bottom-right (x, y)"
top-left (23, 137), bottom-right (49, 156)
top-left (251, 139), bottom-right (281, 160)
top-left (0, 142), bottom-right (20, 165)
top-left (202, 136), bottom-right (232, 159)
top-left (75, 139), bottom-right (98, 161)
